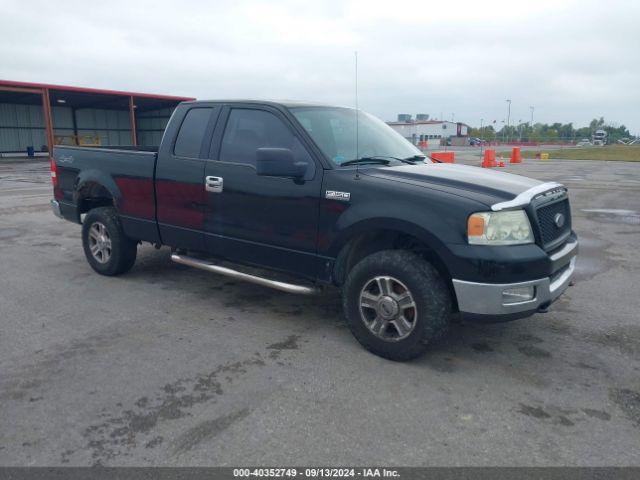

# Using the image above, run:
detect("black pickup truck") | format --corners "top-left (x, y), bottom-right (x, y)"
top-left (50, 100), bottom-right (578, 360)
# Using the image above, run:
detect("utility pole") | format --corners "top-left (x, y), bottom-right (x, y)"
top-left (506, 99), bottom-right (511, 143)
top-left (480, 118), bottom-right (484, 155)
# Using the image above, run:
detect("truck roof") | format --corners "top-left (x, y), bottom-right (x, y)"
top-left (182, 99), bottom-right (348, 109)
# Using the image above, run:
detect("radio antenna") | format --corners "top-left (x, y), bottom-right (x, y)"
top-left (354, 50), bottom-right (360, 179)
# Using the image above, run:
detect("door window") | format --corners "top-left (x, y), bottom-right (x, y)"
top-left (219, 108), bottom-right (315, 179)
top-left (174, 108), bottom-right (213, 158)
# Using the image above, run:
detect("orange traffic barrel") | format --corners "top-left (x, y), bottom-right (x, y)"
top-left (432, 151), bottom-right (455, 163)
top-left (481, 149), bottom-right (497, 168)
top-left (510, 147), bottom-right (522, 164)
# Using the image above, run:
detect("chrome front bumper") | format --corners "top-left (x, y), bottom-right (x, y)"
top-left (452, 239), bottom-right (578, 316)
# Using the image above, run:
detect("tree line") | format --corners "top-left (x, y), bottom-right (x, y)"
top-left (468, 117), bottom-right (632, 143)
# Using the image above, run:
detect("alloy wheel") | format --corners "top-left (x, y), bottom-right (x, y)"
top-left (359, 276), bottom-right (418, 341)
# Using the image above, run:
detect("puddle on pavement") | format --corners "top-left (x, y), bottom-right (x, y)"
top-left (582, 209), bottom-right (640, 225)
top-left (0, 228), bottom-right (22, 240)
top-left (573, 235), bottom-right (611, 280)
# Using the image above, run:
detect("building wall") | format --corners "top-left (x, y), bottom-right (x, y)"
top-left (0, 102), bottom-right (137, 151)
top-left (0, 103), bottom-right (47, 152)
top-left (72, 108), bottom-right (132, 146)
top-left (136, 107), bottom-right (175, 146)
top-left (389, 122), bottom-right (455, 142)
top-left (0, 102), bottom-right (181, 151)
top-left (389, 121), bottom-right (468, 145)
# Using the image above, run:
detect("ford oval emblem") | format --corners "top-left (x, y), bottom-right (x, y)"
top-left (554, 213), bottom-right (565, 228)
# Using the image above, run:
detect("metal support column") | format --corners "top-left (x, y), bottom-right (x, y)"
top-left (71, 107), bottom-right (78, 145)
top-left (129, 96), bottom-right (137, 146)
top-left (41, 88), bottom-right (55, 155)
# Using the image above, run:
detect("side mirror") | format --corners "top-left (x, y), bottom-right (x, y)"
top-left (256, 148), bottom-right (308, 179)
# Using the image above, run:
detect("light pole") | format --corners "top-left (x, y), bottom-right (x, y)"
top-left (480, 118), bottom-right (484, 155)
top-left (506, 99), bottom-right (511, 143)
top-left (529, 106), bottom-right (534, 143)
top-left (518, 119), bottom-right (522, 141)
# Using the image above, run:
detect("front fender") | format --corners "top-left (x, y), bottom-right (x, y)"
top-left (323, 190), bottom-right (472, 258)
top-left (327, 215), bottom-right (450, 260)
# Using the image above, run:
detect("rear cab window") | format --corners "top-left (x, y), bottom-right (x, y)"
top-left (174, 108), bottom-right (213, 158)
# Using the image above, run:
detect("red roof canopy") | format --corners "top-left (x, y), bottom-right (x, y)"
top-left (0, 79), bottom-right (195, 102)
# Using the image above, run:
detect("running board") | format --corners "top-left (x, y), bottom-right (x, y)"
top-left (170, 253), bottom-right (320, 295)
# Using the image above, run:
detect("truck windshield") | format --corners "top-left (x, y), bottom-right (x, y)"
top-left (289, 106), bottom-right (423, 167)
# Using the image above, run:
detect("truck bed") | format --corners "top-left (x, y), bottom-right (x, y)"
top-left (53, 145), bottom-right (159, 242)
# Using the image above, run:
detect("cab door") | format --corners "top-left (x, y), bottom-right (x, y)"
top-left (203, 105), bottom-right (323, 279)
top-left (155, 104), bottom-right (220, 251)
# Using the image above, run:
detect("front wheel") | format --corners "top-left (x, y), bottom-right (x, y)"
top-left (342, 250), bottom-right (451, 361)
top-left (82, 207), bottom-right (137, 276)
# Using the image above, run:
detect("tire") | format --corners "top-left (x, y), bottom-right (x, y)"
top-left (342, 250), bottom-right (451, 361)
top-left (82, 207), bottom-right (137, 276)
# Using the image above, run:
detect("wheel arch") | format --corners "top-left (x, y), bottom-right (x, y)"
top-left (74, 170), bottom-right (120, 216)
top-left (330, 219), bottom-right (457, 308)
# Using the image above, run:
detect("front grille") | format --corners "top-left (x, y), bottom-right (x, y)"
top-left (535, 198), bottom-right (571, 249)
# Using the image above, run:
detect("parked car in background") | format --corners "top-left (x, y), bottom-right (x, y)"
top-left (576, 139), bottom-right (592, 147)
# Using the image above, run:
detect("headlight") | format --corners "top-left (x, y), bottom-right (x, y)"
top-left (467, 210), bottom-right (534, 245)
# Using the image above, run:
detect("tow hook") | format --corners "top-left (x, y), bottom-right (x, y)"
top-left (537, 302), bottom-right (551, 314)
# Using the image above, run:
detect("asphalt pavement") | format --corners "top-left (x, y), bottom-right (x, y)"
top-left (1, 157), bottom-right (639, 466)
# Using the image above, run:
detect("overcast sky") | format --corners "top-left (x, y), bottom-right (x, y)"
top-left (2, 0), bottom-right (639, 133)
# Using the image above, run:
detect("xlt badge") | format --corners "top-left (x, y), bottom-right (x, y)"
top-left (325, 190), bottom-right (351, 201)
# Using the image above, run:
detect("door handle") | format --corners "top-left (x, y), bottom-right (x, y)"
top-left (205, 176), bottom-right (223, 193)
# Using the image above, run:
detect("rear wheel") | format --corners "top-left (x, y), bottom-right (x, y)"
top-left (342, 250), bottom-right (451, 361)
top-left (82, 207), bottom-right (137, 276)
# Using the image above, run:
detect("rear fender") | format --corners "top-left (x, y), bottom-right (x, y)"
top-left (74, 170), bottom-right (121, 211)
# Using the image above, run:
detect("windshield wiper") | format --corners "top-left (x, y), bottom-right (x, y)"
top-left (403, 155), bottom-right (427, 163)
top-left (341, 155), bottom-right (418, 167)
top-left (340, 157), bottom-right (392, 167)
top-left (368, 155), bottom-right (419, 164)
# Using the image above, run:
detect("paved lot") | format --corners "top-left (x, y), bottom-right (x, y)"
top-left (1, 157), bottom-right (639, 466)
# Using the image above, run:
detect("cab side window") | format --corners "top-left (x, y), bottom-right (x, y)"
top-left (219, 108), bottom-right (315, 179)
top-left (174, 108), bottom-right (213, 158)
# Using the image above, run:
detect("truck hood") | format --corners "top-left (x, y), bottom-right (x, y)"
top-left (362, 163), bottom-right (543, 207)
